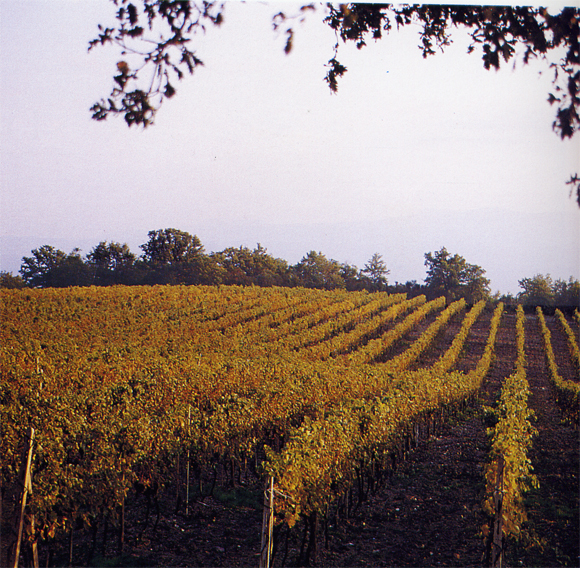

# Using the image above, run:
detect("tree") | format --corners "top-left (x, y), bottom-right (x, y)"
top-left (87, 241), bottom-right (136, 285)
top-left (89, 1), bottom-right (224, 127)
top-left (361, 253), bottom-right (390, 292)
top-left (141, 228), bottom-right (204, 264)
top-left (390, 279), bottom-right (425, 298)
top-left (494, 291), bottom-right (517, 308)
top-left (339, 262), bottom-right (364, 292)
top-left (210, 244), bottom-right (289, 287)
top-left (0, 271), bottom-right (26, 289)
top-left (517, 274), bottom-right (554, 307)
top-left (89, 3), bottom-right (579, 203)
top-left (293, 251), bottom-right (345, 290)
top-left (517, 274), bottom-right (579, 308)
top-left (322, 5), bottom-right (579, 140)
top-left (140, 228), bottom-right (211, 284)
top-left (20, 246), bottom-right (92, 288)
top-left (20, 245), bottom-right (67, 287)
top-left (424, 247), bottom-right (490, 303)
top-left (553, 276), bottom-right (580, 308)
top-left (462, 263), bottom-right (491, 305)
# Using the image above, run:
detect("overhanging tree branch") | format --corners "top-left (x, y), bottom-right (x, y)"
top-left (89, 0), bottom-right (223, 126)
top-left (322, 4), bottom-right (579, 139)
top-left (89, 2), bottom-right (579, 203)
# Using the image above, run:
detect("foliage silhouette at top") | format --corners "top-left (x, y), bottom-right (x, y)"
top-left (89, 3), bottom-right (579, 134)
top-left (322, 5), bottom-right (579, 139)
top-left (89, 2), bottom-right (579, 203)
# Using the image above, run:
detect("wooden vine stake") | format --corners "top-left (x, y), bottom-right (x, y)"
top-left (259, 477), bottom-right (274, 568)
top-left (491, 456), bottom-right (505, 568)
top-left (185, 406), bottom-right (191, 516)
top-left (11, 427), bottom-right (37, 568)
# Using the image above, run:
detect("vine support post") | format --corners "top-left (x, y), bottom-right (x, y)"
top-left (175, 453), bottom-right (181, 512)
top-left (11, 427), bottom-right (35, 568)
top-left (185, 406), bottom-right (191, 516)
top-left (68, 527), bottom-right (73, 567)
top-left (118, 497), bottom-right (125, 556)
top-left (259, 477), bottom-right (274, 568)
top-left (29, 515), bottom-right (38, 568)
top-left (491, 455), bottom-right (505, 568)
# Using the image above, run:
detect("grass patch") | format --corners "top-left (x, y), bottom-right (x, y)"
top-left (212, 485), bottom-right (262, 510)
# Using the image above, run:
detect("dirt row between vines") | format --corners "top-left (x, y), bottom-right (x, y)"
top-left (45, 311), bottom-right (578, 567)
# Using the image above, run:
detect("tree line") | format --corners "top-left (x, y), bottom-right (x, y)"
top-left (0, 228), bottom-right (578, 308)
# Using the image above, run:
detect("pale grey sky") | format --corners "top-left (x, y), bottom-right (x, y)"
top-left (1, 1), bottom-right (579, 294)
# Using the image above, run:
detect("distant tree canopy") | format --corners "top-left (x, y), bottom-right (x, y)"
top-left (423, 247), bottom-right (490, 304)
top-left (20, 246), bottom-right (92, 288)
top-left (138, 228), bottom-right (217, 285)
top-left (361, 252), bottom-right (390, 292)
top-left (0, 271), bottom-right (25, 289)
top-left (140, 228), bottom-right (204, 265)
top-left (13, 232), bottom-right (395, 293)
top-left (89, 2), bottom-right (580, 203)
top-left (518, 274), bottom-right (580, 308)
top-left (292, 251), bottom-right (343, 290)
top-left (86, 241), bottom-right (136, 285)
top-left (210, 244), bottom-right (289, 287)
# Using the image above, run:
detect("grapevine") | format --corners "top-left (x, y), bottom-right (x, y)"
top-left (554, 308), bottom-right (580, 371)
top-left (536, 306), bottom-right (579, 421)
top-left (3, 285), bottom-right (567, 567)
top-left (483, 304), bottom-right (538, 561)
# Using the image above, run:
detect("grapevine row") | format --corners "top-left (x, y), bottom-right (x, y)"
top-left (381, 298), bottom-right (466, 373)
top-left (265, 303), bottom-right (505, 529)
top-left (0, 286), bottom-right (436, 554)
top-left (0, 287), bottom-right (506, 565)
top-left (536, 306), bottom-right (579, 421)
top-left (467, 303), bottom-right (504, 387)
top-left (483, 305), bottom-right (538, 564)
top-left (555, 308), bottom-right (580, 371)
top-left (263, 290), bottom-right (376, 343)
top-left (301, 295), bottom-right (425, 361)
top-left (345, 296), bottom-right (447, 365)
top-left (431, 299), bottom-right (487, 374)
top-left (282, 292), bottom-right (406, 352)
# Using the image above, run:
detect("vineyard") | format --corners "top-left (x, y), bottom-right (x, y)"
top-left (1, 285), bottom-right (578, 567)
